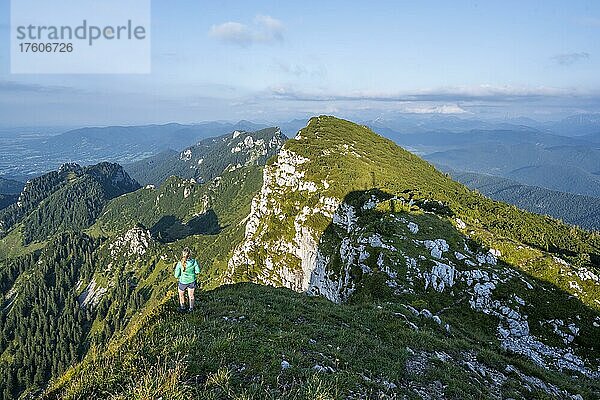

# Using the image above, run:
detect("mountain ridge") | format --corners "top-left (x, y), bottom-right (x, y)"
top-left (126, 127), bottom-right (286, 186)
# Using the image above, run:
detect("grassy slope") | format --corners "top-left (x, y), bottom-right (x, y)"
top-left (46, 283), bottom-right (599, 400)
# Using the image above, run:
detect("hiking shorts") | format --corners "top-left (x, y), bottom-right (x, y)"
top-left (178, 281), bottom-right (197, 291)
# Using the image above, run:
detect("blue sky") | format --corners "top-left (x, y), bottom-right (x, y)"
top-left (1, 0), bottom-right (600, 127)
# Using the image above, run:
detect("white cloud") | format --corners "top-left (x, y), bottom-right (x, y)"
top-left (209, 15), bottom-right (284, 46)
top-left (268, 84), bottom-right (589, 102)
top-left (402, 104), bottom-right (469, 114)
top-left (254, 15), bottom-right (284, 40)
top-left (209, 22), bottom-right (253, 46)
top-left (551, 52), bottom-right (590, 66)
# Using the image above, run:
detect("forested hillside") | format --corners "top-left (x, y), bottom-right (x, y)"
top-left (0, 162), bottom-right (139, 247)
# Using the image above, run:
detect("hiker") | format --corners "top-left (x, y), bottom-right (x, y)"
top-left (174, 247), bottom-right (200, 313)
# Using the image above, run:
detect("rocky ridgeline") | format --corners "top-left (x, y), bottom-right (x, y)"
top-left (227, 146), bottom-right (338, 291)
top-left (226, 127), bottom-right (600, 380)
top-left (108, 225), bottom-right (153, 258)
top-left (177, 128), bottom-right (286, 182)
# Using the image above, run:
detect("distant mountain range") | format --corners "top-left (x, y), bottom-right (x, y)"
top-left (1, 113), bottom-right (598, 180)
top-left (0, 120), bottom-right (301, 180)
top-left (365, 120), bottom-right (600, 199)
top-left (366, 112), bottom-right (600, 136)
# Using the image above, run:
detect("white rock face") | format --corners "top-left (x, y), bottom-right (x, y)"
top-left (109, 226), bottom-right (152, 257)
top-left (462, 263), bottom-right (599, 378)
top-left (308, 250), bottom-right (355, 303)
top-left (77, 278), bottom-right (107, 308)
top-left (227, 147), bottom-right (343, 298)
top-left (455, 218), bottom-right (466, 229)
top-left (407, 222), bottom-right (419, 234)
top-left (332, 203), bottom-right (357, 233)
top-left (362, 196), bottom-right (377, 210)
top-left (476, 250), bottom-right (498, 266)
top-left (180, 149), bottom-right (192, 161)
top-left (424, 261), bottom-right (456, 292)
top-left (575, 267), bottom-right (599, 282)
top-left (423, 239), bottom-right (449, 259)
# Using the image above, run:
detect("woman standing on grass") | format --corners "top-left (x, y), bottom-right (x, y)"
top-left (174, 247), bottom-right (200, 313)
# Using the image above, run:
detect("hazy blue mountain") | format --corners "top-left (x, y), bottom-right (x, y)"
top-left (367, 114), bottom-right (542, 134)
top-left (231, 120), bottom-right (270, 132)
top-left (506, 165), bottom-right (600, 197)
top-left (34, 122), bottom-right (231, 157)
top-left (549, 113), bottom-right (600, 137)
top-left (366, 117), bottom-right (600, 198)
top-left (0, 177), bottom-right (24, 194)
top-left (390, 129), bottom-right (586, 148)
top-left (425, 141), bottom-right (600, 171)
top-left (367, 113), bottom-right (600, 137)
top-left (1, 121), bottom-right (278, 179)
top-left (581, 131), bottom-right (600, 143)
top-left (0, 194), bottom-right (18, 210)
top-left (448, 169), bottom-right (600, 231)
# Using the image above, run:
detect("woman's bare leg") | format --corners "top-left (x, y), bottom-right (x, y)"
top-left (178, 289), bottom-right (186, 308)
top-left (188, 288), bottom-right (195, 310)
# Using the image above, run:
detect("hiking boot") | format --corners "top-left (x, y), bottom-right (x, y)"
top-left (178, 306), bottom-right (186, 313)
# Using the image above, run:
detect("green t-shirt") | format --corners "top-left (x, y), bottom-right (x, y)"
top-left (174, 259), bottom-right (200, 284)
